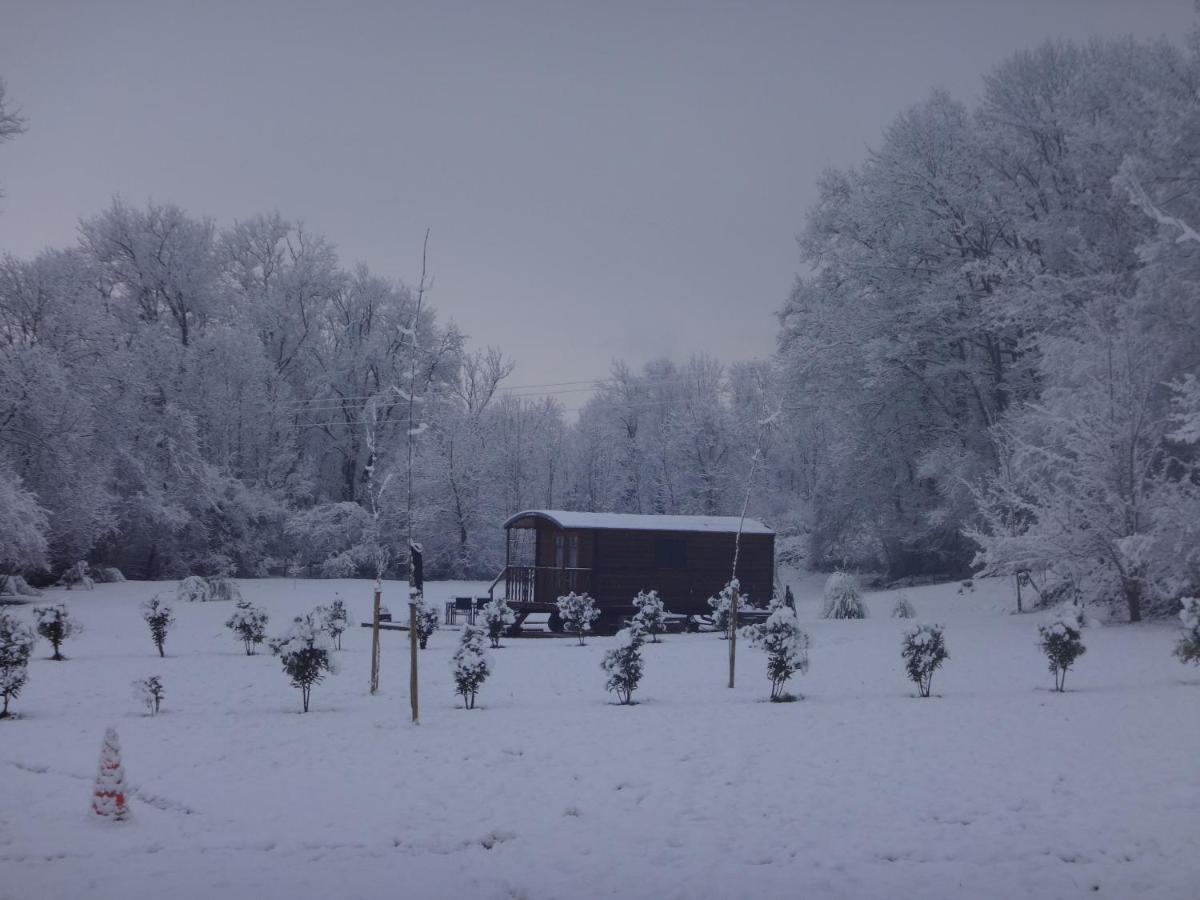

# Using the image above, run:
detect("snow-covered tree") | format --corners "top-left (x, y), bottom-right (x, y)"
top-left (0, 608), bottom-right (36, 718)
top-left (270, 615), bottom-right (338, 712)
top-left (601, 626), bottom-right (644, 705)
top-left (1175, 597), bottom-right (1200, 666)
top-left (0, 466), bottom-right (48, 573)
top-left (33, 603), bottom-right (77, 660)
top-left (207, 575), bottom-right (241, 602)
top-left (225, 599), bottom-right (269, 655)
top-left (822, 572), bottom-right (867, 619)
top-left (479, 597), bottom-right (516, 648)
top-left (891, 594), bottom-right (916, 619)
top-left (707, 581), bottom-right (737, 636)
top-left (140, 596), bottom-right (174, 658)
top-left (132, 676), bottom-right (164, 715)
top-left (632, 590), bottom-right (666, 643)
top-left (556, 592), bottom-right (600, 645)
top-left (1038, 620), bottom-right (1085, 692)
top-left (901, 625), bottom-right (948, 698)
top-left (451, 623), bottom-right (489, 709)
top-left (177, 576), bottom-right (209, 604)
top-left (91, 727), bottom-right (130, 821)
top-left (320, 598), bottom-right (350, 650)
top-left (741, 597), bottom-right (810, 701)
top-left (413, 592), bottom-right (440, 649)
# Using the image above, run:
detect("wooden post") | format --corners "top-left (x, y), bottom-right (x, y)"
top-left (1015, 573), bottom-right (1023, 614)
top-left (369, 583), bottom-right (382, 695)
top-left (408, 597), bottom-right (419, 723)
top-left (728, 583), bottom-right (738, 689)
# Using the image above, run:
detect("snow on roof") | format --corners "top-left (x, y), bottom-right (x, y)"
top-left (503, 510), bottom-right (774, 535)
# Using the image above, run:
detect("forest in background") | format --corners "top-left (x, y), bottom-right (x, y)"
top-left (2, 33), bottom-right (1199, 620)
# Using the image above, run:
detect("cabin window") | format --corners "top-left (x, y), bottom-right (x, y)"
top-left (654, 538), bottom-right (686, 569)
top-left (555, 533), bottom-right (579, 568)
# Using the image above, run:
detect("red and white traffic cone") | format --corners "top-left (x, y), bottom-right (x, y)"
top-left (91, 727), bottom-right (130, 821)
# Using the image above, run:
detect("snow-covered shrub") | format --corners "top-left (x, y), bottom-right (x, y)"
top-left (1175, 597), bottom-right (1200, 666)
top-left (414, 593), bottom-right (440, 649)
top-left (92, 567), bottom-right (126, 584)
top-left (270, 615), bottom-right (338, 713)
top-left (0, 609), bottom-right (36, 718)
top-left (741, 598), bottom-right (810, 701)
top-left (1038, 620), bottom-right (1085, 691)
top-left (140, 596), bottom-right (174, 658)
top-left (33, 603), bottom-right (78, 660)
top-left (556, 592), bottom-right (600, 645)
top-left (901, 624), bottom-right (948, 698)
top-left (91, 727), bottom-right (131, 821)
top-left (132, 675), bottom-right (164, 715)
top-left (225, 599), bottom-right (269, 655)
top-left (479, 597), bottom-right (516, 648)
top-left (207, 575), bottom-right (242, 603)
top-left (822, 572), bottom-right (867, 619)
top-left (0, 574), bottom-right (41, 597)
top-left (451, 624), bottom-right (490, 709)
top-left (318, 552), bottom-right (359, 579)
top-left (707, 581), bottom-right (738, 636)
top-left (601, 627), bottom-right (644, 705)
top-left (891, 594), bottom-right (916, 619)
top-left (177, 575), bottom-right (209, 603)
top-left (56, 561), bottom-right (94, 590)
top-left (320, 598), bottom-right (350, 650)
top-left (632, 589), bottom-right (666, 643)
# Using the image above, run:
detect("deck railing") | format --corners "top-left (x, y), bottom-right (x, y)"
top-left (501, 565), bottom-right (592, 605)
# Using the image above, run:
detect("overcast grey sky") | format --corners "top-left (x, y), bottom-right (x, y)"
top-left (0, 0), bottom-right (1194, 400)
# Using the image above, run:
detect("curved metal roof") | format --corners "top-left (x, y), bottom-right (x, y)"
top-left (502, 509), bottom-right (773, 535)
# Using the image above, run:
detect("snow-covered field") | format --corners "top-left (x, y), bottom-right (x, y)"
top-left (2, 576), bottom-right (1197, 900)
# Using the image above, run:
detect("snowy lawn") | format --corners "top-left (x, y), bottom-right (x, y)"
top-left (1, 577), bottom-right (1198, 900)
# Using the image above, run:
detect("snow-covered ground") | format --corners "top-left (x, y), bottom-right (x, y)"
top-left (2, 576), bottom-right (1197, 900)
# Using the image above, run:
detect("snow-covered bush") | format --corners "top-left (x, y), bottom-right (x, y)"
top-left (0, 574), bottom-right (41, 597)
top-left (207, 575), bottom-right (242, 603)
top-left (1038, 620), bottom-right (1085, 691)
top-left (822, 572), bottom-right (867, 619)
top-left (33, 603), bottom-right (78, 660)
top-left (225, 599), bottom-right (269, 655)
top-left (707, 581), bottom-right (738, 636)
top-left (140, 596), bottom-right (174, 658)
top-left (270, 615), bottom-right (339, 712)
top-left (414, 593), bottom-right (440, 649)
top-left (92, 567), bottom-right (126, 584)
top-left (891, 594), bottom-right (916, 619)
top-left (632, 589), bottom-right (666, 643)
top-left (0, 609), bottom-right (36, 718)
top-left (556, 592), bottom-right (600, 645)
top-left (56, 560), bottom-right (94, 590)
top-left (1175, 597), bottom-right (1200, 666)
top-left (601, 626), bottom-right (644, 705)
top-left (901, 624), bottom-right (948, 698)
top-left (132, 675), bottom-right (164, 715)
top-left (741, 598), bottom-right (810, 701)
top-left (320, 598), bottom-right (350, 650)
top-left (479, 597), bottom-right (516, 648)
top-left (177, 575), bottom-right (209, 603)
top-left (451, 624), bottom-right (490, 709)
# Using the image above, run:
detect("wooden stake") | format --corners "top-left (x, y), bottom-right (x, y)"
top-left (409, 598), bottom-right (419, 723)
top-left (727, 584), bottom-right (738, 688)
top-left (369, 584), bottom-right (382, 695)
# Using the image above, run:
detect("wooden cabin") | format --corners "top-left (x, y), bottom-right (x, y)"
top-left (495, 510), bottom-right (775, 628)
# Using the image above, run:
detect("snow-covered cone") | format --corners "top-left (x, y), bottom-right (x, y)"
top-left (92, 727), bottom-right (131, 821)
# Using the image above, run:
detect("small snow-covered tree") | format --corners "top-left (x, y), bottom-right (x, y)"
top-left (479, 597), bottom-right (516, 648)
top-left (177, 575), bottom-right (209, 603)
top-left (57, 561), bottom-right (94, 590)
top-left (632, 589), bottom-right (666, 643)
top-left (320, 598), bottom-right (350, 650)
top-left (0, 608), bottom-right (36, 718)
top-left (207, 575), bottom-right (242, 603)
top-left (1038, 620), bottom-right (1086, 692)
top-left (33, 603), bottom-right (77, 660)
top-left (270, 615), bottom-right (338, 713)
top-left (707, 581), bottom-right (737, 636)
top-left (557, 592), bottom-right (600, 645)
top-left (601, 626), bottom-right (644, 705)
top-left (140, 596), bottom-right (174, 658)
top-left (132, 675), bottom-right (164, 715)
top-left (91, 727), bottom-right (131, 821)
top-left (225, 599), bottom-right (269, 655)
top-left (822, 572), bottom-right (867, 619)
top-left (891, 594), bottom-right (916, 619)
top-left (413, 592), bottom-right (440, 649)
top-left (451, 623), bottom-right (489, 709)
top-left (1175, 597), bottom-right (1200, 666)
top-left (901, 624), bottom-right (948, 698)
top-left (741, 597), bottom-right (810, 701)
